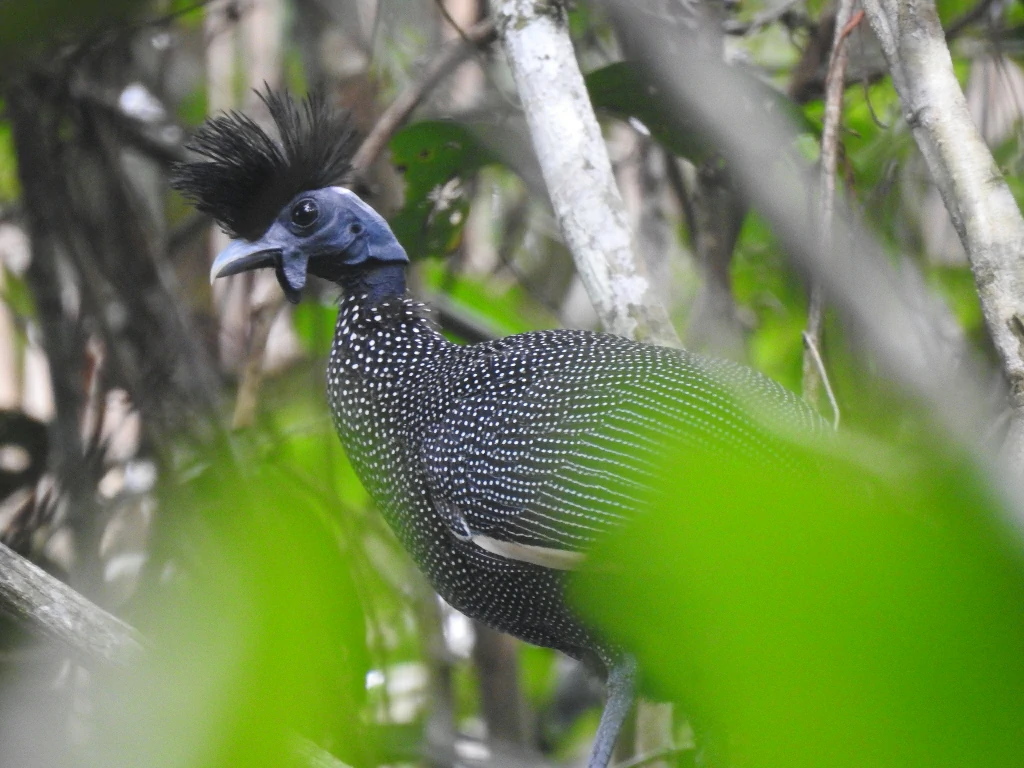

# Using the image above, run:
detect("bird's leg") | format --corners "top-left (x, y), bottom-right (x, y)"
top-left (588, 654), bottom-right (638, 768)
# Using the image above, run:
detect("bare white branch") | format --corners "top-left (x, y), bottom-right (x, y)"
top-left (495, 0), bottom-right (680, 346)
top-left (861, 0), bottom-right (1024, 463)
top-left (0, 540), bottom-right (143, 667)
top-left (600, 2), bottom-right (1024, 529)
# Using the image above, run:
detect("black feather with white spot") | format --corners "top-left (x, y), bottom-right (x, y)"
top-left (327, 291), bottom-right (825, 662)
top-left (184, 92), bottom-right (826, 767)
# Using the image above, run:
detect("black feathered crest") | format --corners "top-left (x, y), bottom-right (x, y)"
top-left (171, 89), bottom-right (358, 240)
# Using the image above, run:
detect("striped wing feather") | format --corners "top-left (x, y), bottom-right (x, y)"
top-left (420, 331), bottom-right (820, 560)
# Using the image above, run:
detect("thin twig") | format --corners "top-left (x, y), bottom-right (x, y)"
top-left (803, 331), bottom-right (841, 429)
top-left (862, 76), bottom-right (890, 129)
top-left (427, 295), bottom-right (500, 344)
top-left (837, 9), bottom-right (866, 45)
top-left (231, 293), bottom-right (287, 429)
top-left (802, 0), bottom-right (859, 411)
top-left (349, 18), bottom-right (497, 176)
top-left (433, 0), bottom-right (477, 46)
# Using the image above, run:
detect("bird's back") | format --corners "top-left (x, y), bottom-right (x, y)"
top-left (327, 296), bottom-right (824, 661)
top-left (421, 327), bottom-right (823, 551)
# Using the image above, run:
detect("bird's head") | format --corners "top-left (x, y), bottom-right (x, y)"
top-left (171, 89), bottom-right (407, 303)
top-left (209, 186), bottom-right (408, 303)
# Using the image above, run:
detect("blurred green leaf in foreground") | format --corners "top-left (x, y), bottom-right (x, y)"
top-left (81, 446), bottom-right (372, 768)
top-left (574, 432), bottom-right (1024, 768)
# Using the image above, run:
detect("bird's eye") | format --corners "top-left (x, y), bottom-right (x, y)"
top-left (350, 222), bottom-right (364, 235)
top-left (290, 198), bottom-right (319, 228)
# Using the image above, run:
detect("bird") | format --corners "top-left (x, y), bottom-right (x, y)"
top-left (172, 91), bottom-right (825, 768)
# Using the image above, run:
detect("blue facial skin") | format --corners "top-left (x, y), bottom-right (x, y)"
top-left (210, 187), bottom-right (409, 303)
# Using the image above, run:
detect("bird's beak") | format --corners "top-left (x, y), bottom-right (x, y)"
top-left (210, 239), bottom-right (282, 283)
top-left (211, 236), bottom-right (309, 304)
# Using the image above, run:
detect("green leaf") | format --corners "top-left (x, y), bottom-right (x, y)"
top-left (167, 0), bottom-right (206, 29)
top-left (573, 433), bottom-right (1024, 768)
top-left (86, 447), bottom-right (373, 768)
top-left (292, 299), bottom-right (338, 358)
top-left (586, 62), bottom-right (712, 161)
top-left (389, 121), bottom-right (498, 260)
top-left (731, 213), bottom-right (808, 391)
top-left (0, 118), bottom-right (20, 202)
top-left (175, 87), bottom-right (208, 129)
top-left (419, 259), bottom-right (558, 338)
top-left (0, 269), bottom-right (35, 321)
top-left (927, 266), bottom-right (984, 335)
top-left (586, 62), bottom-right (816, 162)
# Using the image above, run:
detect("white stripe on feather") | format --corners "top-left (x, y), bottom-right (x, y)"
top-left (470, 534), bottom-right (584, 570)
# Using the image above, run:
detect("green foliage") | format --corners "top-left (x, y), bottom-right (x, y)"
top-left (993, 131), bottom-right (1024, 211)
top-left (167, 0), bottom-right (206, 29)
top-left (731, 214), bottom-right (808, 392)
top-left (936, 0), bottom-right (980, 24)
top-left (1007, 1), bottom-right (1024, 27)
top-left (0, 269), bottom-right (35, 324)
top-left (0, 118), bottom-right (19, 202)
top-left (573, 433), bottom-right (1024, 768)
top-left (0, 0), bottom-right (145, 73)
top-left (82, 440), bottom-right (373, 768)
top-left (586, 62), bottom-right (815, 163)
top-left (586, 63), bottom-right (712, 161)
top-left (292, 299), bottom-right (339, 358)
top-left (927, 266), bottom-right (985, 335)
top-left (418, 258), bottom-right (558, 338)
top-left (175, 87), bottom-right (208, 129)
top-left (389, 121), bottom-right (497, 260)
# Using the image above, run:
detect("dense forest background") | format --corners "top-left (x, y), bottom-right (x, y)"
top-left (1, 1), bottom-right (1024, 767)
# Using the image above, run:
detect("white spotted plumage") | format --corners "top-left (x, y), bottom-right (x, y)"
top-left (326, 291), bottom-right (824, 660)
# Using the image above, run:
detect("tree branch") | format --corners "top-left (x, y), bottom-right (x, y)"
top-left (495, 0), bottom-right (680, 347)
top-left (0, 539), bottom-right (352, 768)
top-left (945, 0), bottom-right (1000, 41)
top-left (0, 540), bottom-right (143, 667)
top-left (600, 2), bottom-right (1024, 524)
top-left (802, 0), bottom-right (859, 410)
top-left (860, 0), bottom-right (1024, 464)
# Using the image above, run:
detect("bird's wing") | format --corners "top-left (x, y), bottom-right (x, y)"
top-left (420, 331), bottom-right (822, 567)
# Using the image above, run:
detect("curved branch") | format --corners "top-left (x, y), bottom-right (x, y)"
top-left (802, 0), bottom-right (858, 412)
top-left (495, 0), bottom-right (680, 346)
top-left (598, 2), bottom-right (1018, 509)
top-left (861, 0), bottom-right (1024, 463)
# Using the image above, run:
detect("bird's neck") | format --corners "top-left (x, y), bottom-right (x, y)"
top-left (339, 262), bottom-right (408, 304)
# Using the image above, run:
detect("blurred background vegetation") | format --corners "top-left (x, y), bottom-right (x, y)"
top-left (0, 1), bottom-right (1023, 767)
